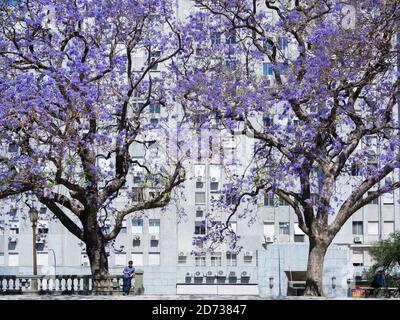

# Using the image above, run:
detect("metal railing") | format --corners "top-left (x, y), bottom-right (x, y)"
top-left (0, 271), bottom-right (144, 295)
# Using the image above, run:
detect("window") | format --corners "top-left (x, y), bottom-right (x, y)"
top-left (149, 103), bottom-right (161, 114)
top-left (196, 182), bottom-right (204, 188)
top-left (195, 221), bottom-right (206, 235)
top-left (263, 115), bottom-right (273, 128)
top-left (351, 164), bottom-right (362, 176)
top-left (133, 175), bottom-right (142, 183)
top-left (196, 209), bottom-right (204, 218)
top-left (352, 221), bottom-right (363, 235)
top-left (264, 194), bottom-right (275, 206)
top-left (211, 31), bottom-right (221, 45)
top-left (149, 253), bottom-right (160, 266)
top-left (121, 220), bottom-right (127, 233)
top-left (0, 253), bottom-right (4, 265)
top-left (367, 192), bottom-right (378, 204)
top-left (263, 63), bottom-right (273, 76)
top-left (211, 253), bottom-right (222, 266)
top-left (132, 219), bottom-right (143, 234)
top-left (195, 192), bottom-right (206, 204)
top-left (279, 197), bottom-right (288, 206)
top-left (8, 253), bottom-right (19, 266)
top-left (226, 252), bottom-right (237, 266)
top-left (277, 36), bottom-right (288, 50)
top-left (263, 222), bottom-right (275, 237)
top-left (210, 182), bottom-right (219, 191)
top-left (150, 118), bottom-right (159, 127)
top-left (131, 187), bottom-right (144, 202)
top-left (383, 221), bottom-right (394, 235)
top-left (225, 59), bottom-right (237, 71)
top-left (132, 253), bottom-right (143, 266)
top-left (195, 254), bottom-right (206, 267)
top-left (149, 219), bottom-right (160, 234)
top-left (279, 222), bottom-right (290, 235)
top-left (37, 252), bottom-right (49, 266)
top-left (368, 221), bottom-right (379, 235)
top-left (8, 143), bottom-right (18, 152)
top-left (294, 235), bottom-right (305, 242)
top-left (225, 29), bottom-right (236, 44)
top-left (115, 253), bottom-right (126, 266)
top-left (352, 249), bottom-right (364, 266)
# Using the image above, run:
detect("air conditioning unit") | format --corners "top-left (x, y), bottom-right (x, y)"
top-left (133, 235), bottom-right (141, 241)
top-left (353, 236), bottom-right (362, 244)
top-left (264, 236), bottom-right (274, 243)
top-left (36, 236), bottom-right (46, 244)
top-left (244, 251), bottom-right (253, 257)
top-left (206, 271), bottom-right (215, 278)
top-left (228, 271), bottom-right (236, 278)
top-left (241, 271), bottom-right (250, 278)
top-left (179, 251), bottom-right (187, 257)
top-left (211, 177), bottom-right (217, 182)
top-left (185, 272), bottom-right (192, 277)
top-left (10, 222), bottom-right (19, 229)
top-left (194, 271), bottom-right (202, 278)
top-left (8, 236), bottom-right (18, 243)
top-left (217, 270), bottom-right (226, 277)
top-left (150, 235), bottom-right (159, 241)
top-left (196, 206), bottom-right (204, 211)
top-left (197, 176), bottom-right (204, 182)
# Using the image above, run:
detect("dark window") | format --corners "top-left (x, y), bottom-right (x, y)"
top-left (196, 182), bottom-right (204, 188)
top-left (351, 164), bottom-right (362, 176)
top-left (279, 222), bottom-right (290, 235)
top-left (226, 29), bottom-right (236, 44)
top-left (195, 221), bottom-right (206, 235)
top-left (367, 192), bottom-right (379, 204)
top-left (352, 221), bottom-right (363, 235)
top-left (210, 182), bottom-right (219, 191)
top-left (277, 36), bottom-right (288, 50)
top-left (211, 32), bottom-right (221, 45)
top-left (294, 235), bottom-right (305, 242)
top-left (149, 103), bottom-right (161, 114)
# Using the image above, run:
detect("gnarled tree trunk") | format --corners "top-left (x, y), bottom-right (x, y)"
top-left (85, 228), bottom-right (110, 293)
top-left (304, 239), bottom-right (328, 296)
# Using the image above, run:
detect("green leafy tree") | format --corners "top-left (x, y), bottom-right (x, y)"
top-left (367, 232), bottom-right (400, 287)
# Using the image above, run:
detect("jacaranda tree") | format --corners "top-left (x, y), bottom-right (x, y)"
top-left (0, 0), bottom-right (185, 290)
top-left (173, 0), bottom-right (400, 296)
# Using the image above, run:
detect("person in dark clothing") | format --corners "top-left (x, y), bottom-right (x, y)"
top-left (122, 260), bottom-right (135, 296)
top-left (372, 270), bottom-right (387, 288)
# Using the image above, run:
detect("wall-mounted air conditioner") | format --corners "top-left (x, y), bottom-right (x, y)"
top-left (185, 272), bottom-right (191, 277)
top-left (8, 236), bottom-right (18, 243)
top-left (244, 251), bottom-right (253, 257)
top-left (264, 236), bottom-right (274, 243)
top-left (353, 236), bottom-right (362, 244)
top-left (206, 271), bottom-right (215, 278)
top-left (133, 235), bottom-right (141, 241)
top-left (194, 271), bottom-right (202, 278)
top-left (217, 270), bottom-right (226, 277)
top-left (228, 271), bottom-right (236, 278)
top-left (179, 251), bottom-right (187, 257)
top-left (150, 235), bottom-right (159, 241)
top-left (241, 271), bottom-right (250, 278)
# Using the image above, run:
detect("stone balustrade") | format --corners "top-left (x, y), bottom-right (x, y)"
top-left (0, 270), bottom-right (144, 295)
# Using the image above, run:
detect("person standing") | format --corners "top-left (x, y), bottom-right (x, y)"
top-left (122, 260), bottom-right (135, 296)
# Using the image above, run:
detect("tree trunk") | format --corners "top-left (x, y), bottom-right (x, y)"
top-left (86, 230), bottom-right (110, 293)
top-left (304, 240), bottom-right (328, 296)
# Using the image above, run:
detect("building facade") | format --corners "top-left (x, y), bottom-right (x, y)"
top-left (0, 0), bottom-right (399, 298)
